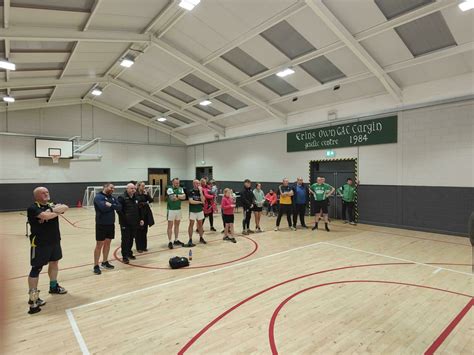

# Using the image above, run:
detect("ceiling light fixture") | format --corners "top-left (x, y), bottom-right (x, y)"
top-left (3, 96), bottom-right (15, 103)
top-left (459, 0), bottom-right (474, 11)
top-left (276, 68), bottom-right (295, 78)
top-left (199, 100), bottom-right (212, 106)
top-left (156, 117), bottom-right (167, 122)
top-left (179, 0), bottom-right (200, 11)
top-left (0, 60), bottom-right (16, 71)
top-left (120, 57), bottom-right (135, 68)
top-left (91, 88), bottom-right (102, 96)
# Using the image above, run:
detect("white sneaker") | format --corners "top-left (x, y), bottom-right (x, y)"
top-left (291, 226), bottom-right (297, 231)
top-left (274, 227), bottom-right (279, 231)
top-left (349, 222), bottom-right (356, 225)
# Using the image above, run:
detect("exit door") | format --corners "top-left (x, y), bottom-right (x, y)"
top-left (148, 173), bottom-right (168, 201)
top-left (309, 160), bottom-right (357, 220)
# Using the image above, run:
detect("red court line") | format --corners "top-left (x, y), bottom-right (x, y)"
top-left (268, 280), bottom-right (473, 355)
top-left (113, 236), bottom-right (259, 270)
top-left (177, 263), bottom-right (472, 354)
top-left (424, 298), bottom-right (474, 355)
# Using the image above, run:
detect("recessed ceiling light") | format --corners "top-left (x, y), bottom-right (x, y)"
top-left (3, 96), bottom-right (15, 103)
top-left (199, 100), bottom-right (212, 106)
top-left (91, 88), bottom-right (102, 96)
top-left (156, 117), bottom-right (167, 122)
top-left (179, 0), bottom-right (200, 11)
top-left (276, 68), bottom-right (295, 78)
top-left (459, 0), bottom-right (474, 11)
top-left (0, 60), bottom-right (16, 71)
top-left (120, 58), bottom-right (134, 68)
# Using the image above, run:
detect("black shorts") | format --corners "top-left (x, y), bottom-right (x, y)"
top-left (253, 206), bottom-right (263, 212)
top-left (223, 214), bottom-right (234, 224)
top-left (30, 243), bottom-right (62, 267)
top-left (313, 200), bottom-right (329, 214)
top-left (96, 224), bottom-right (115, 241)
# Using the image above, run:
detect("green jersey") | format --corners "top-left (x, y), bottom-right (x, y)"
top-left (310, 183), bottom-right (333, 201)
top-left (167, 186), bottom-right (184, 210)
top-left (337, 184), bottom-right (356, 202)
top-left (188, 189), bottom-right (203, 213)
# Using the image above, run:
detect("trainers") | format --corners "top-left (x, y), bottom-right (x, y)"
top-left (28, 305), bottom-right (41, 314)
top-left (137, 250), bottom-right (144, 253)
top-left (349, 221), bottom-right (356, 225)
top-left (129, 255), bottom-right (136, 260)
top-left (123, 258), bottom-right (129, 264)
top-left (230, 237), bottom-right (237, 243)
top-left (168, 242), bottom-right (174, 249)
top-left (274, 227), bottom-right (279, 231)
top-left (174, 240), bottom-right (185, 247)
top-left (101, 261), bottom-right (115, 270)
top-left (185, 241), bottom-right (196, 247)
top-left (49, 284), bottom-right (67, 294)
top-left (290, 226), bottom-right (297, 231)
top-left (93, 265), bottom-right (102, 275)
top-left (242, 230), bottom-right (249, 235)
top-left (199, 237), bottom-right (207, 244)
top-left (301, 225), bottom-right (308, 229)
top-left (28, 298), bottom-right (46, 306)
top-left (223, 236), bottom-right (231, 242)
top-left (210, 227), bottom-right (217, 232)
top-left (248, 229), bottom-right (255, 234)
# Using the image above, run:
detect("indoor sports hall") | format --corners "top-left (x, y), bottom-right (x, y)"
top-left (0, 1), bottom-right (473, 354)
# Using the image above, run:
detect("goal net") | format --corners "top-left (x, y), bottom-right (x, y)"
top-left (82, 185), bottom-right (161, 208)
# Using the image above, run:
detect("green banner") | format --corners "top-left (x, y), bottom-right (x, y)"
top-left (287, 116), bottom-right (397, 152)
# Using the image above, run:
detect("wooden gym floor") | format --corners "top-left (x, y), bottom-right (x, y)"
top-left (1, 203), bottom-right (472, 354)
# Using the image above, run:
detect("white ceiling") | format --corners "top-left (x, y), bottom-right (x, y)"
top-left (0, 0), bottom-right (472, 144)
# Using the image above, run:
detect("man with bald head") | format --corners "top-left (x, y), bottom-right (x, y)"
top-left (117, 183), bottom-right (143, 264)
top-left (27, 187), bottom-right (69, 314)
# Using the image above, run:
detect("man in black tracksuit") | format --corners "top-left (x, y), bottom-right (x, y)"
top-left (240, 179), bottom-right (255, 235)
top-left (117, 183), bottom-right (143, 264)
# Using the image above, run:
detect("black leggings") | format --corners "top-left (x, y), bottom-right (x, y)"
top-left (277, 204), bottom-right (293, 227)
top-left (242, 208), bottom-right (252, 229)
top-left (342, 201), bottom-right (355, 222)
top-left (293, 203), bottom-right (306, 227)
top-left (204, 213), bottom-right (214, 228)
top-left (136, 225), bottom-right (148, 251)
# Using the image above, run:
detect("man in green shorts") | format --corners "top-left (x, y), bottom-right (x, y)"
top-left (309, 177), bottom-right (335, 231)
top-left (166, 178), bottom-right (187, 249)
top-left (337, 178), bottom-right (357, 225)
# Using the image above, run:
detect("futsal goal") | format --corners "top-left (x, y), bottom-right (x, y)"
top-left (82, 185), bottom-right (161, 208)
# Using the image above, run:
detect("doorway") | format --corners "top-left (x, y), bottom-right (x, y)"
top-left (148, 168), bottom-right (170, 201)
top-left (309, 159), bottom-right (358, 221)
top-left (196, 166), bottom-right (213, 180)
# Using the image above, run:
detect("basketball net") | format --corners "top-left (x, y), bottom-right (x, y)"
top-left (51, 155), bottom-right (60, 164)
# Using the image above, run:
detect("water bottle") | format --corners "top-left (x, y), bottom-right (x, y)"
top-left (188, 249), bottom-right (192, 261)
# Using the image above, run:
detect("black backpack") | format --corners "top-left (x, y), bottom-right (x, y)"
top-left (169, 256), bottom-right (189, 269)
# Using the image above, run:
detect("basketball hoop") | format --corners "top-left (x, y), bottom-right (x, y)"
top-left (51, 155), bottom-right (60, 164)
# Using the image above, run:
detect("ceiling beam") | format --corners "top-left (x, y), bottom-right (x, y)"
top-left (0, 76), bottom-right (108, 89)
top-left (151, 37), bottom-right (287, 123)
top-left (82, 0), bottom-right (102, 31)
top-left (133, 103), bottom-right (185, 127)
top-left (305, 0), bottom-right (402, 102)
top-left (87, 99), bottom-right (187, 142)
top-left (0, 98), bottom-right (84, 112)
top-left (3, 0), bottom-right (10, 29)
top-left (0, 27), bottom-right (151, 43)
top-left (109, 77), bottom-right (226, 136)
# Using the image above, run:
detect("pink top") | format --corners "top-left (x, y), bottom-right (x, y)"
top-left (201, 186), bottom-right (215, 214)
top-left (265, 192), bottom-right (277, 206)
top-left (221, 196), bottom-right (235, 215)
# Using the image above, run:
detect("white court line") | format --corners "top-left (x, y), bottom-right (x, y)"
top-left (433, 268), bottom-right (442, 274)
top-left (66, 241), bottom-right (324, 354)
top-left (66, 309), bottom-right (90, 355)
top-left (320, 242), bottom-right (473, 276)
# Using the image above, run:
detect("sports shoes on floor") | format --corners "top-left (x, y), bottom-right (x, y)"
top-left (185, 240), bottom-right (196, 247)
top-left (49, 284), bottom-right (67, 294)
top-left (247, 229), bottom-right (255, 234)
top-left (93, 265), bottom-right (101, 275)
top-left (174, 240), bottom-right (185, 247)
top-left (274, 227), bottom-right (279, 231)
top-left (129, 255), bottom-right (136, 260)
top-left (123, 258), bottom-right (129, 264)
top-left (28, 298), bottom-right (46, 306)
top-left (312, 224), bottom-right (318, 231)
top-left (168, 242), bottom-right (174, 249)
top-left (349, 221), bottom-right (356, 225)
top-left (242, 230), bottom-right (249, 235)
top-left (28, 305), bottom-right (41, 314)
top-left (199, 237), bottom-right (207, 244)
top-left (223, 236), bottom-right (231, 242)
top-left (290, 226), bottom-right (297, 231)
top-left (325, 223), bottom-right (330, 232)
top-left (210, 227), bottom-right (217, 232)
top-left (230, 237), bottom-right (237, 243)
top-left (101, 261), bottom-right (115, 269)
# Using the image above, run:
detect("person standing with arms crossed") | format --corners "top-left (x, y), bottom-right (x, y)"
top-left (275, 178), bottom-right (295, 231)
top-left (93, 183), bottom-right (121, 275)
top-left (253, 183), bottom-right (265, 232)
top-left (221, 188), bottom-right (237, 243)
top-left (166, 178), bottom-right (186, 249)
top-left (240, 179), bottom-right (255, 235)
top-left (309, 177), bottom-right (335, 232)
top-left (117, 183), bottom-right (142, 264)
top-left (187, 179), bottom-right (207, 247)
top-left (293, 177), bottom-right (309, 229)
top-left (337, 178), bottom-right (357, 225)
top-left (136, 182), bottom-right (155, 253)
top-left (27, 187), bottom-right (69, 314)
